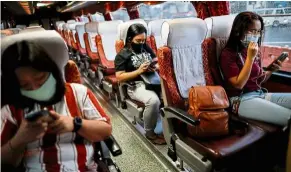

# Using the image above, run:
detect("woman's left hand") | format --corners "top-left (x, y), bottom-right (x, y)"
top-left (47, 111), bottom-right (74, 134)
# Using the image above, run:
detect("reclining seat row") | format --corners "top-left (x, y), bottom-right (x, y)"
top-left (68, 22), bottom-right (80, 53)
top-left (147, 19), bottom-right (169, 55)
top-left (63, 20), bottom-right (76, 47)
top-left (55, 21), bottom-right (65, 34)
top-left (203, 15), bottom-right (286, 169)
top-left (115, 19), bottom-right (149, 121)
top-left (96, 20), bottom-right (123, 101)
top-left (75, 22), bottom-right (90, 68)
top-left (158, 18), bottom-right (265, 171)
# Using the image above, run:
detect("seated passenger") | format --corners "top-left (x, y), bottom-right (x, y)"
top-left (220, 11), bottom-right (291, 126)
top-left (114, 24), bottom-right (165, 145)
top-left (1, 41), bottom-right (112, 171)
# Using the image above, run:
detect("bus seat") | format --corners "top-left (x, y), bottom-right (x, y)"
top-left (68, 23), bottom-right (80, 51)
top-left (147, 19), bottom-right (169, 55)
top-left (80, 15), bottom-right (90, 23)
top-left (158, 18), bottom-right (265, 171)
top-left (67, 19), bottom-right (76, 24)
top-left (75, 23), bottom-right (89, 56)
top-left (97, 20), bottom-right (123, 102)
top-left (65, 60), bottom-right (82, 84)
top-left (19, 26), bottom-right (45, 34)
top-left (63, 22), bottom-right (74, 47)
top-left (84, 22), bottom-right (99, 62)
top-left (16, 25), bottom-right (27, 30)
top-left (57, 23), bottom-right (65, 38)
top-left (204, 15), bottom-right (281, 133)
top-left (55, 21), bottom-right (64, 30)
top-left (89, 12), bottom-right (105, 22)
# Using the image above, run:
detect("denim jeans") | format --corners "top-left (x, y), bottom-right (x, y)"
top-left (230, 90), bottom-right (291, 126)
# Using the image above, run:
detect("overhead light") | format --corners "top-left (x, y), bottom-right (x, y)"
top-left (37, 3), bottom-right (53, 7)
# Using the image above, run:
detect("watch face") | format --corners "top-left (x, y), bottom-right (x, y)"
top-left (75, 117), bottom-right (82, 124)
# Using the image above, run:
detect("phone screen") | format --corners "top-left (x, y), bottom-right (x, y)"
top-left (25, 110), bottom-right (49, 121)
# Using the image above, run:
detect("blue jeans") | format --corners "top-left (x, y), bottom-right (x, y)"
top-left (230, 90), bottom-right (291, 126)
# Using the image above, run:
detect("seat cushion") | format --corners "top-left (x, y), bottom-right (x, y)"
top-left (104, 75), bottom-right (118, 85)
top-left (178, 123), bottom-right (265, 161)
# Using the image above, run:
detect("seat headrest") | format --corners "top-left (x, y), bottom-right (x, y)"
top-left (67, 20), bottom-right (76, 24)
top-left (68, 23), bottom-right (80, 31)
top-left (161, 18), bottom-right (207, 47)
top-left (117, 19), bottom-right (147, 43)
top-left (80, 15), bottom-right (90, 23)
top-left (205, 15), bottom-right (236, 39)
top-left (148, 19), bottom-right (169, 36)
top-left (8, 28), bottom-right (22, 34)
top-left (98, 20), bottom-right (123, 35)
top-left (85, 22), bottom-right (98, 33)
top-left (16, 25), bottom-right (26, 29)
top-left (55, 21), bottom-right (65, 26)
top-left (19, 26), bottom-right (45, 34)
top-left (1, 30), bottom-right (69, 78)
top-left (90, 13), bottom-right (105, 22)
top-left (58, 23), bottom-right (65, 31)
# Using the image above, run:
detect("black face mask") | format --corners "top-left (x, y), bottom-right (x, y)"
top-left (131, 42), bottom-right (144, 53)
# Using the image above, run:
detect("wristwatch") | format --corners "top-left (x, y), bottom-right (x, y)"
top-left (73, 117), bottom-right (82, 132)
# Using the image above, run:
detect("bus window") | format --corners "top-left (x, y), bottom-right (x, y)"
top-left (137, 2), bottom-right (196, 20)
top-left (230, 1), bottom-right (291, 73)
top-left (110, 8), bottom-right (130, 21)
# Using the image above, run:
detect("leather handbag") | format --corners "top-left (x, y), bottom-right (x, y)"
top-left (187, 85), bottom-right (229, 137)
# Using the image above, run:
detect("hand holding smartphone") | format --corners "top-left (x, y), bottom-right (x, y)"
top-left (265, 52), bottom-right (289, 71)
top-left (25, 109), bottom-right (50, 122)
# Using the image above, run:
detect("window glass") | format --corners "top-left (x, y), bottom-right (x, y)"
top-left (110, 8), bottom-right (130, 21)
top-left (137, 2), bottom-right (197, 20)
top-left (230, 1), bottom-right (291, 73)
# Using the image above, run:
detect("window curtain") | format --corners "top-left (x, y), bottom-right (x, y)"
top-left (192, 1), bottom-right (230, 20)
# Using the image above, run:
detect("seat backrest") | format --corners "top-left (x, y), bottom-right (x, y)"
top-left (75, 23), bottom-right (87, 49)
top-left (97, 20), bottom-right (123, 61)
top-left (85, 22), bottom-right (99, 53)
top-left (80, 15), bottom-right (90, 23)
top-left (116, 19), bottom-right (147, 53)
top-left (58, 23), bottom-right (65, 31)
top-left (148, 19), bottom-right (169, 54)
top-left (203, 15), bottom-right (236, 85)
top-left (158, 18), bottom-right (208, 108)
top-left (67, 20), bottom-right (76, 24)
top-left (68, 23), bottom-right (80, 43)
top-left (19, 26), bottom-right (45, 33)
top-left (65, 60), bottom-right (81, 84)
top-left (55, 21), bottom-right (65, 30)
top-left (1, 30), bottom-right (69, 79)
top-left (89, 12), bottom-right (105, 22)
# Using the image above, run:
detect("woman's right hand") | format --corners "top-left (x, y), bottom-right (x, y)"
top-left (247, 41), bottom-right (259, 61)
top-left (12, 116), bottom-right (49, 146)
top-left (137, 62), bottom-right (150, 75)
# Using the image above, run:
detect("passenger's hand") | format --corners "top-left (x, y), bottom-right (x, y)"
top-left (48, 111), bottom-right (74, 134)
top-left (137, 62), bottom-right (150, 74)
top-left (269, 60), bottom-right (282, 72)
top-left (247, 42), bottom-right (259, 61)
top-left (148, 63), bottom-right (159, 72)
top-left (13, 117), bottom-right (49, 145)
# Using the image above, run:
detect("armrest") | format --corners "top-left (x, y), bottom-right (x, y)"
top-left (162, 107), bottom-right (200, 126)
top-left (103, 135), bottom-right (122, 157)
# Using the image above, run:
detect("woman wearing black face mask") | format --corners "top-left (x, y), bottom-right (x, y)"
top-left (114, 23), bottom-right (165, 145)
top-left (220, 12), bottom-right (291, 127)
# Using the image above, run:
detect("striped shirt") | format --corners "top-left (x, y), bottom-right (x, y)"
top-left (1, 83), bottom-right (110, 172)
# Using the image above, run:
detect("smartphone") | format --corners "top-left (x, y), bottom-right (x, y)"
top-left (25, 109), bottom-right (50, 121)
top-left (149, 60), bottom-right (158, 68)
top-left (265, 52), bottom-right (289, 71)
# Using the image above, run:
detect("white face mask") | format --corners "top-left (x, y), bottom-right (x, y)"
top-left (241, 33), bottom-right (260, 47)
top-left (20, 73), bottom-right (56, 101)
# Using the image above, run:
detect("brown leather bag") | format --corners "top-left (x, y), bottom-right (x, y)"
top-left (187, 86), bottom-right (229, 137)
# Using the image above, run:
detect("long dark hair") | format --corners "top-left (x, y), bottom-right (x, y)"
top-left (226, 11), bottom-right (265, 52)
top-left (1, 40), bottom-right (65, 109)
top-left (125, 23), bottom-right (147, 48)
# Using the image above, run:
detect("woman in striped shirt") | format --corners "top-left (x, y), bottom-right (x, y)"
top-left (1, 39), bottom-right (112, 172)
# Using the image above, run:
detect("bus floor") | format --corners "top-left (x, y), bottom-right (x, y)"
top-left (81, 77), bottom-right (182, 172)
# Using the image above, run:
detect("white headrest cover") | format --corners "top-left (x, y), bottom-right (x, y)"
top-left (76, 23), bottom-right (87, 49)
top-left (85, 22), bottom-right (98, 33)
top-left (9, 28), bottom-right (22, 34)
top-left (67, 20), bottom-right (76, 24)
top-left (58, 23), bottom-right (65, 31)
top-left (16, 25), bottom-right (26, 29)
top-left (161, 18), bottom-right (207, 98)
top-left (56, 21), bottom-right (65, 27)
top-left (162, 18), bottom-right (207, 48)
top-left (68, 23), bottom-right (80, 31)
top-left (19, 27), bottom-right (45, 33)
top-left (205, 15), bottom-right (236, 39)
top-left (80, 15), bottom-right (89, 23)
top-left (118, 19), bottom-right (147, 43)
top-left (91, 13), bottom-right (105, 22)
top-left (98, 20), bottom-right (123, 61)
top-left (148, 19), bottom-right (169, 36)
top-left (1, 30), bottom-right (69, 79)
